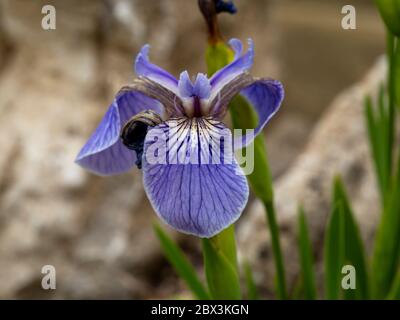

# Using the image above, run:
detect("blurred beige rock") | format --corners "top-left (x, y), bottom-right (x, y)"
top-left (238, 57), bottom-right (386, 296)
top-left (0, 0), bottom-right (385, 299)
top-left (0, 0), bottom-right (179, 299)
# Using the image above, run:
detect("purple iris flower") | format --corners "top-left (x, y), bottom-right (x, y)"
top-left (75, 38), bottom-right (284, 238)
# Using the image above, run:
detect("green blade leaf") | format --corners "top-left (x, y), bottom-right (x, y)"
top-left (364, 94), bottom-right (390, 201)
top-left (297, 206), bottom-right (317, 300)
top-left (324, 198), bottom-right (345, 299)
top-left (371, 157), bottom-right (400, 298)
top-left (333, 177), bottom-right (369, 299)
top-left (374, 0), bottom-right (400, 37)
top-left (244, 261), bottom-right (260, 300)
top-left (387, 269), bottom-right (400, 299)
top-left (377, 84), bottom-right (391, 182)
top-left (394, 36), bottom-right (400, 109)
top-left (386, 32), bottom-right (396, 180)
top-left (153, 224), bottom-right (210, 300)
top-left (364, 97), bottom-right (382, 195)
top-left (202, 226), bottom-right (241, 300)
top-left (290, 277), bottom-right (304, 300)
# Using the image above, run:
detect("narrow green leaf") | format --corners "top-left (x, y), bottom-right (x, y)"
top-left (387, 269), bottom-right (400, 299)
top-left (365, 97), bottom-right (381, 189)
top-left (374, 0), bottom-right (400, 37)
top-left (264, 201), bottom-right (287, 300)
top-left (377, 84), bottom-right (390, 182)
top-left (324, 200), bottom-right (345, 299)
top-left (297, 207), bottom-right (317, 300)
top-left (202, 225), bottom-right (241, 299)
top-left (244, 261), bottom-right (260, 300)
top-left (290, 276), bottom-right (304, 300)
top-left (153, 224), bottom-right (210, 300)
top-left (371, 157), bottom-right (400, 298)
top-left (333, 177), bottom-right (369, 299)
top-left (386, 32), bottom-right (396, 180)
top-left (364, 96), bottom-right (389, 200)
top-left (394, 36), bottom-right (400, 109)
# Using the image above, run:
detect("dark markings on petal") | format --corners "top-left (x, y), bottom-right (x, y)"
top-left (209, 72), bottom-right (254, 119)
top-left (142, 117), bottom-right (249, 237)
top-left (120, 77), bottom-right (185, 117)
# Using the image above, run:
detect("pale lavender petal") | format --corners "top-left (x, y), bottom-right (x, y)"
top-left (76, 90), bottom-right (163, 176)
top-left (178, 71), bottom-right (194, 98)
top-left (142, 118), bottom-right (249, 238)
top-left (235, 79), bottom-right (284, 149)
top-left (135, 45), bottom-right (179, 95)
top-left (193, 73), bottom-right (211, 99)
top-left (229, 38), bottom-right (243, 60)
top-left (209, 38), bottom-right (254, 100)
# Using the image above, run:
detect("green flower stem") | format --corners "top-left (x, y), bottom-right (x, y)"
top-left (205, 41), bottom-right (287, 299)
top-left (263, 199), bottom-right (287, 299)
top-left (202, 225), bottom-right (242, 299)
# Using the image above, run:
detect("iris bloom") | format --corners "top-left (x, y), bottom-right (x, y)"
top-left (75, 38), bottom-right (283, 238)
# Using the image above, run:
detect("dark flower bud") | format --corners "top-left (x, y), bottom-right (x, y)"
top-left (215, 0), bottom-right (237, 14)
top-left (121, 110), bottom-right (162, 169)
top-left (198, 0), bottom-right (237, 43)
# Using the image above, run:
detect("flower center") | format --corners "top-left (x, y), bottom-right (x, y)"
top-left (178, 72), bottom-right (212, 118)
top-left (193, 96), bottom-right (202, 117)
top-left (182, 95), bottom-right (211, 118)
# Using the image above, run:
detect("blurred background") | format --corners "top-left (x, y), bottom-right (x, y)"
top-left (0, 0), bottom-right (385, 298)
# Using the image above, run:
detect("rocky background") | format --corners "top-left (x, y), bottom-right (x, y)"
top-left (0, 0), bottom-right (386, 298)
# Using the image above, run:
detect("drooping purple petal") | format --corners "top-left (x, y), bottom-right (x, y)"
top-left (142, 118), bottom-right (249, 238)
top-left (75, 90), bottom-right (163, 176)
top-left (235, 79), bottom-right (284, 149)
top-left (209, 38), bottom-right (254, 100)
top-left (135, 45), bottom-right (179, 95)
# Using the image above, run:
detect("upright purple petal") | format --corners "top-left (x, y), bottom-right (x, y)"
top-left (209, 38), bottom-right (254, 100)
top-left (230, 38), bottom-right (243, 60)
top-left (142, 118), bottom-right (249, 238)
top-left (235, 79), bottom-right (284, 149)
top-left (75, 90), bottom-right (163, 176)
top-left (178, 71), bottom-right (194, 98)
top-left (135, 45), bottom-right (179, 95)
top-left (178, 72), bottom-right (211, 100)
top-left (193, 73), bottom-right (211, 99)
